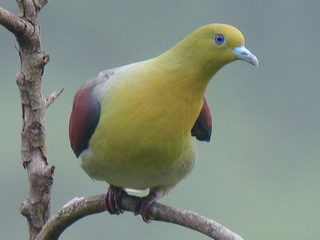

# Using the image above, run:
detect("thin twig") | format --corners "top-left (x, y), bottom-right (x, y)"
top-left (44, 88), bottom-right (64, 109)
top-left (36, 194), bottom-right (243, 240)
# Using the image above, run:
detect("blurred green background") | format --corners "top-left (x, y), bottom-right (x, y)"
top-left (1, 1), bottom-right (319, 239)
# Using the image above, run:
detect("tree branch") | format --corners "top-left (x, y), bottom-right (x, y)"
top-left (1, 1), bottom-right (53, 240)
top-left (0, 7), bottom-right (30, 36)
top-left (36, 194), bottom-right (243, 240)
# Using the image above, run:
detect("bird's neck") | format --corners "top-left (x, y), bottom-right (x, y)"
top-left (150, 46), bottom-right (221, 102)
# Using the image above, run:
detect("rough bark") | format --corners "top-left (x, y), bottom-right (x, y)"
top-left (0, 1), bottom-right (55, 239)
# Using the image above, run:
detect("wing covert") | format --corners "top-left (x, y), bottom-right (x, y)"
top-left (69, 71), bottom-right (113, 157)
top-left (191, 97), bottom-right (212, 142)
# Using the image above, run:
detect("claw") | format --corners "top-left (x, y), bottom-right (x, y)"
top-left (105, 185), bottom-right (126, 215)
top-left (134, 191), bottom-right (158, 223)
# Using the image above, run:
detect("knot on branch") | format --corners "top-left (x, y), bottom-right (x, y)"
top-left (42, 54), bottom-right (50, 65)
top-left (20, 164), bottom-right (54, 227)
top-left (34, 0), bottom-right (49, 9)
top-left (16, 71), bottom-right (27, 89)
top-left (20, 199), bottom-right (43, 230)
top-left (29, 164), bottom-right (54, 195)
top-left (26, 121), bottom-right (45, 146)
top-left (34, 53), bottom-right (50, 71)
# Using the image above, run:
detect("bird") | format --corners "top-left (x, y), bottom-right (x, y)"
top-left (69, 23), bottom-right (258, 222)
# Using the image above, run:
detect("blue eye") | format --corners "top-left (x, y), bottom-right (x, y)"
top-left (214, 34), bottom-right (225, 45)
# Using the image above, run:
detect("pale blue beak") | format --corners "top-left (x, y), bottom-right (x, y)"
top-left (233, 46), bottom-right (259, 67)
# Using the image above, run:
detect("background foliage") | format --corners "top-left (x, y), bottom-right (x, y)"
top-left (0, 1), bottom-right (319, 239)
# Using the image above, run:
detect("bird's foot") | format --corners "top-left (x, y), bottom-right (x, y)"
top-left (105, 185), bottom-right (127, 215)
top-left (134, 191), bottom-right (158, 223)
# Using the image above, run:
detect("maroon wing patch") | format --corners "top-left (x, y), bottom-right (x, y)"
top-left (191, 97), bottom-right (212, 141)
top-left (69, 78), bottom-right (102, 157)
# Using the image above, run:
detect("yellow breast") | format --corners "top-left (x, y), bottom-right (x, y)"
top-left (83, 61), bottom-right (208, 189)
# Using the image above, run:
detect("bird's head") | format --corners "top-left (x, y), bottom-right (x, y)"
top-left (168, 23), bottom-right (258, 76)
top-left (204, 24), bottom-right (258, 66)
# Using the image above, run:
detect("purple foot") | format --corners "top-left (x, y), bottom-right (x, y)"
top-left (105, 185), bottom-right (126, 215)
top-left (134, 191), bottom-right (158, 223)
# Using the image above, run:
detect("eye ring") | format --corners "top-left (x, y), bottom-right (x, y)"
top-left (214, 34), bottom-right (225, 45)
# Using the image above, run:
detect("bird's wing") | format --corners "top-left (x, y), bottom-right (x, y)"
top-left (191, 97), bottom-right (212, 142)
top-left (69, 70), bottom-right (114, 157)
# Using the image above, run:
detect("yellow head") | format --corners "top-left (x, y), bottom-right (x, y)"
top-left (160, 23), bottom-right (258, 79)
